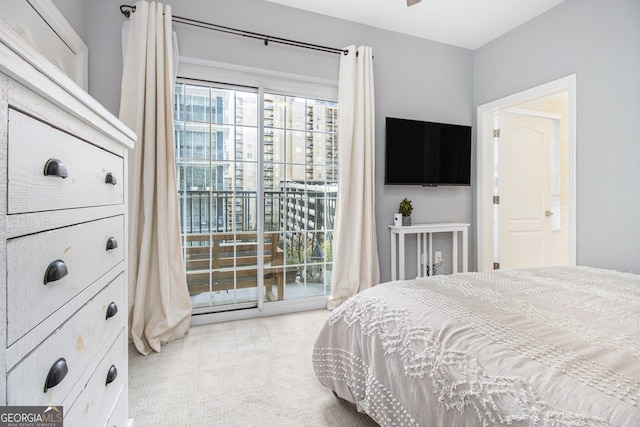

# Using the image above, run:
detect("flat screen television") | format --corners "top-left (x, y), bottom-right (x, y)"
top-left (385, 117), bottom-right (471, 186)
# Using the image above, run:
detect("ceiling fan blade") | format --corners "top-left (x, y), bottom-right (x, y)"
top-left (407, 0), bottom-right (422, 6)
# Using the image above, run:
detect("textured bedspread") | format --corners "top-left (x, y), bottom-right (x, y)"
top-left (312, 266), bottom-right (640, 426)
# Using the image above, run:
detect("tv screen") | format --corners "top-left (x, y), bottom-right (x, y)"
top-left (385, 117), bottom-right (471, 186)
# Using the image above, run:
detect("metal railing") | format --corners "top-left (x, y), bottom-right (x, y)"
top-left (178, 188), bottom-right (336, 299)
top-left (178, 188), bottom-right (336, 235)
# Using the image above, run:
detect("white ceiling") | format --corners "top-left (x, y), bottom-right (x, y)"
top-left (265, 0), bottom-right (567, 50)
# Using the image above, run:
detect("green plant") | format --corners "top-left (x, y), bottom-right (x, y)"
top-left (399, 198), bottom-right (413, 217)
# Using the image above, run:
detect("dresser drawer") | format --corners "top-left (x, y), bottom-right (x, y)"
top-left (6, 215), bottom-right (124, 344)
top-left (103, 385), bottom-right (129, 427)
top-left (64, 329), bottom-right (127, 427)
top-left (6, 273), bottom-right (125, 407)
top-left (7, 108), bottom-right (124, 214)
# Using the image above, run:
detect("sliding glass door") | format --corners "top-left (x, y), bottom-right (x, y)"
top-left (174, 80), bottom-right (337, 313)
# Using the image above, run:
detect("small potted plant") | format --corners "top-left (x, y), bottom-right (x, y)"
top-left (398, 198), bottom-right (413, 226)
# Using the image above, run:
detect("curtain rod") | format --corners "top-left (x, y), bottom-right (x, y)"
top-left (119, 4), bottom-right (349, 56)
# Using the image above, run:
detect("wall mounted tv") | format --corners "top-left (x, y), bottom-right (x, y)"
top-left (384, 117), bottom-right (472, 186)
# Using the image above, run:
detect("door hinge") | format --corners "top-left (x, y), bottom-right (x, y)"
top-left (493, 262), bottom-right (500, 270)
top-left (493, 129), bottom-right (500, 138)
top-left (493, 195), bottom-right (500, 204)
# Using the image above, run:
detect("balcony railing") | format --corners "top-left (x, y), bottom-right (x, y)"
top-left (178, 188), bottom-right (336, 232)
top-left (178, 187), bottom-right (336, 300)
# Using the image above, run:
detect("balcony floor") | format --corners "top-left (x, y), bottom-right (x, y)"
top-left (189, 273), bottom-right (331, 308)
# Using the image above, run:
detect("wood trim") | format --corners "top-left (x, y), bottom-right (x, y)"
top-left (0, 21), bottom-right (136, 149)
top-left (27, 0), bottom-right (88, 91)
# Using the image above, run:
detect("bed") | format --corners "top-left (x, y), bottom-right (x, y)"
top-left (312, 266), bottom-right (640, 426)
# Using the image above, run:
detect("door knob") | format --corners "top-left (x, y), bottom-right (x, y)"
top-left (545, 210), bottom-right (553, 217)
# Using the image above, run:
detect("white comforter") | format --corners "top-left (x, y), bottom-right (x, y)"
top-left (313, 266), bottom-right (640, 426)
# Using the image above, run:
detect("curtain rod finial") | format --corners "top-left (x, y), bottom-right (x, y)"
top-left (120, 4), bottom-right (136, 18)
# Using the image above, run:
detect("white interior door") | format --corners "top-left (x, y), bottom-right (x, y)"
top-left (476, 76), bottom-right (576, 273)
top-left (497, 112), bottom-right (552, 269)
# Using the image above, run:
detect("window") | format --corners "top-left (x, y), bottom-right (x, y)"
top-left (174, 79), bottom-right (338, 312)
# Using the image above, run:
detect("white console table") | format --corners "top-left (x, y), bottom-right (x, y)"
top-left (389, 223), bottom-right (469, 280)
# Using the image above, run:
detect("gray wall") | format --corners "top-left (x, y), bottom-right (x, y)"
top-left (52, 0), bottom-right (87, 41)
top-left (473, 0), bottom-right (640, 272)
top-left (84, 0), bottom-right (474, 282)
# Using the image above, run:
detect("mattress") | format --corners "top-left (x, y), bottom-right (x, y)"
top-left (312, 266), bottom-right (640, 426)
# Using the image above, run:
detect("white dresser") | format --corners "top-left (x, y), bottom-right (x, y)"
top-left (0, 21), bottom-right (134, 426)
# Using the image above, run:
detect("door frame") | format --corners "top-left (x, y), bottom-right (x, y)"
top-left (476, 74), bottom-right (577, 271)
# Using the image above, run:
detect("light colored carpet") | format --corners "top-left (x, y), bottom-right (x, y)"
top-left (128, 309), bottom-right (378, 426)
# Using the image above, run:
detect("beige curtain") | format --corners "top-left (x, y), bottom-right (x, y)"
top-left (328, 45), bottom-right (380, 310)
top-left (119, 1), bottom-right (192, 355)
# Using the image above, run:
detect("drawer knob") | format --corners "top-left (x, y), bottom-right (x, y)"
top-left (106, 302), bottom-right (118, 319)
top-left (105, 172), bottom-right (118, 185)
top-left (44, 259), bottom-right (68, 285)
top-left (44, 358), bottom-right (68, 392)
top-left (106, 365), bottom-right (118, 385)
top-left (44, 158), bottom-right (68, 178)
top-left (106, 237), bottom-right (118, 250)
